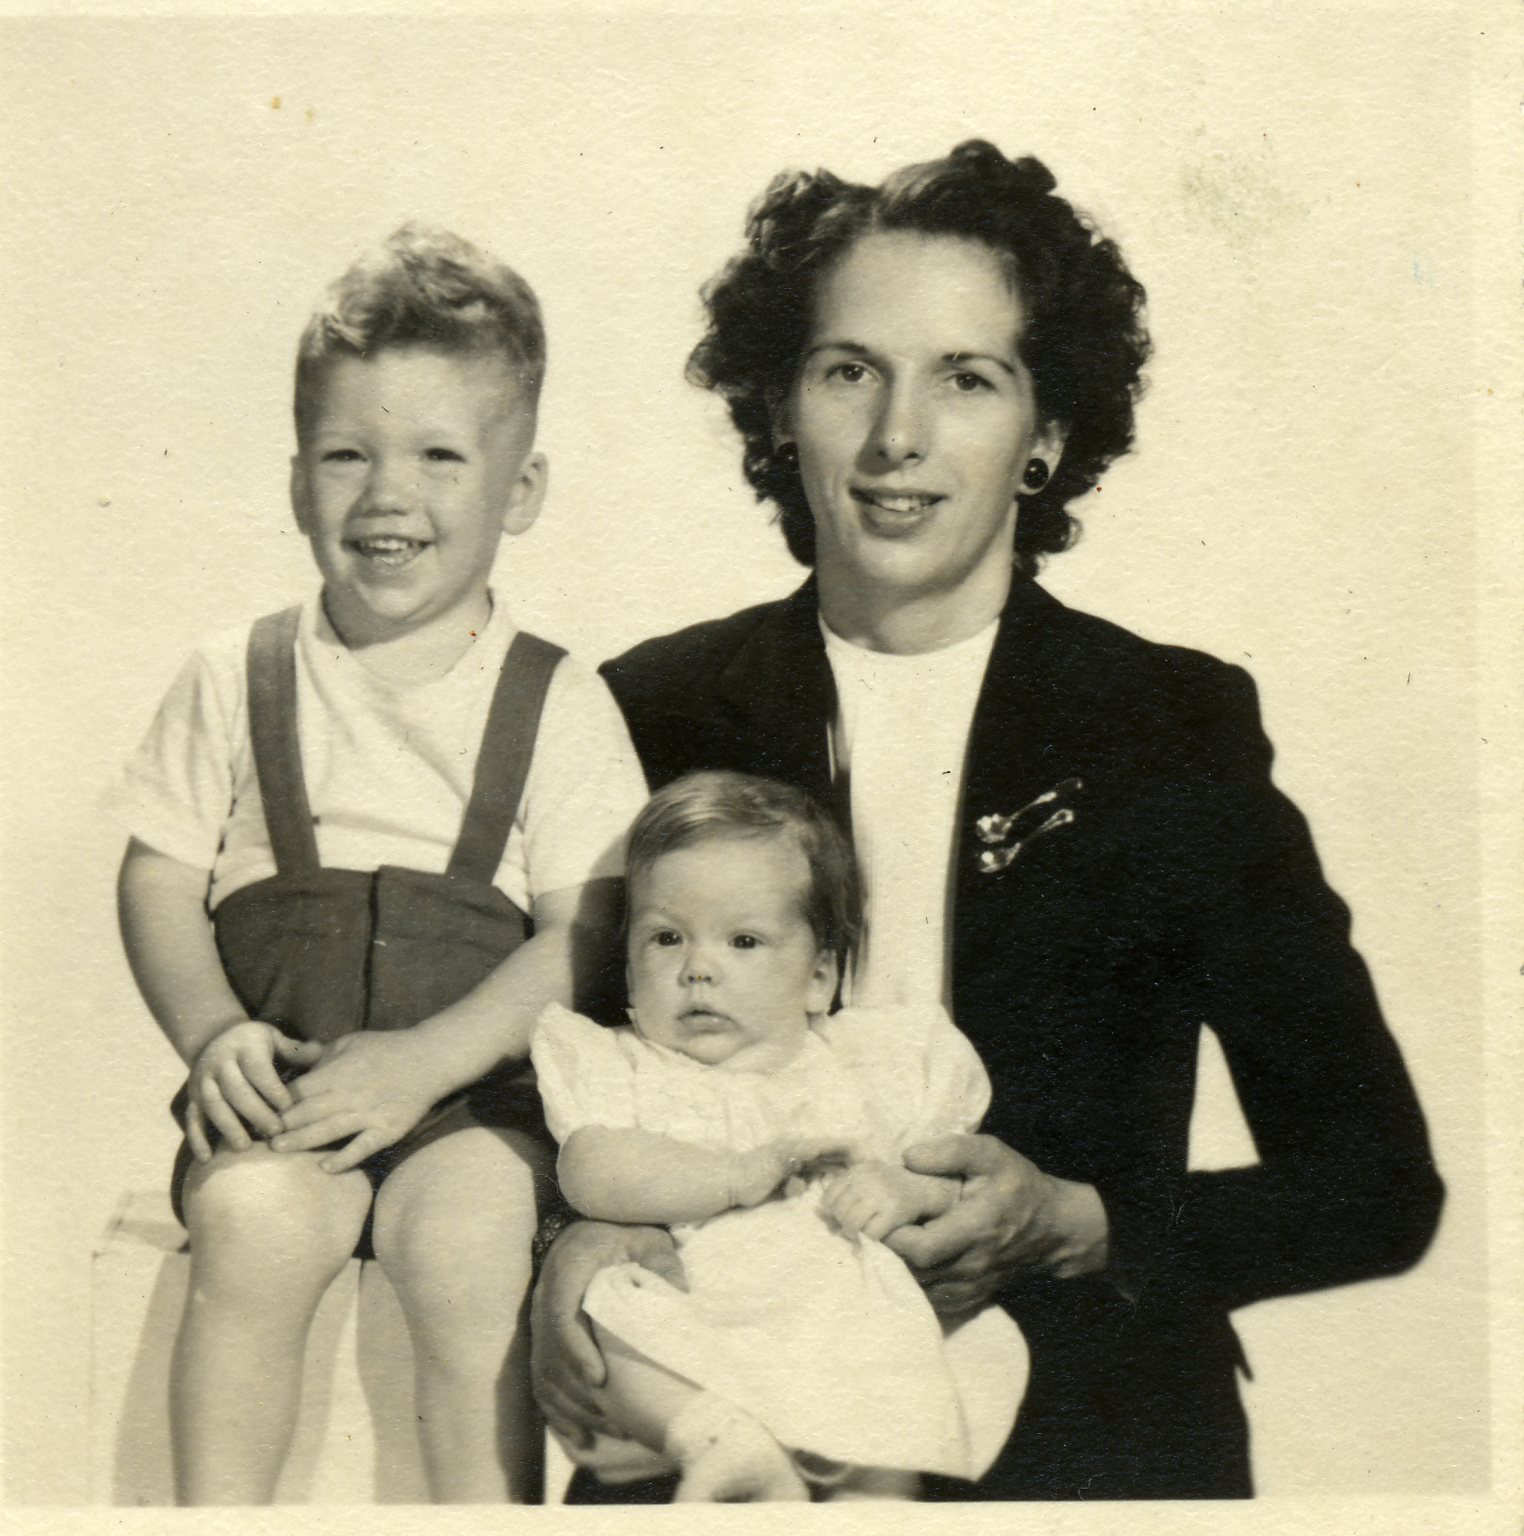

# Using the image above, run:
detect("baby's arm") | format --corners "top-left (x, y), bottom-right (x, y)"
top-left (558, 1125), bottom-right (849, 1226)
top-left (273, 878), bottom-right (623, 1171)
top-left (819, 1160), bottom-right (961, 1243)
top-left (118, 837), bottom-right (321, 1159)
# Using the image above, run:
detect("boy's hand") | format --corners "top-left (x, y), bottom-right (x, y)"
top-left (819, 1159), bottom-right (959, 1243)
top-left (730, 1136), bottom-right (852, 1209)
top-left (185, 1022), bottom-right (324, 1162)
top-left (270, 1029), bottom-right (447, 1172)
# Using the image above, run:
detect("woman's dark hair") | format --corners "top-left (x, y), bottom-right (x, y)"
top-left (686, 140), bottom-right (1150, 576)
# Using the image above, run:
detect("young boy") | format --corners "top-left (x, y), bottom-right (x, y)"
top-left (114, 224), bottom-right (647, 1504)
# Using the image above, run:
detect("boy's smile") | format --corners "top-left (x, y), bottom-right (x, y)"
top-left (290, 346), bottom-right (546, 656)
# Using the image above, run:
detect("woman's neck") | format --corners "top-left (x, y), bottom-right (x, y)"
top-left (816, 567), bottom-right (1012, 655)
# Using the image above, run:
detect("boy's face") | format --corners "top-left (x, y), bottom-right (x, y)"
top-left (626, 834), bottom-right (837, 1073)
top-left (291, 346), bottom-right (545, 648)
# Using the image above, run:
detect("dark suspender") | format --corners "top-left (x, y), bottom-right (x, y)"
top-left (244, 608), bottom-right (565, 884)
top-left (247, 608), bottom-right (319, 874)
top-left (447, 630), bottom-right (565, 883)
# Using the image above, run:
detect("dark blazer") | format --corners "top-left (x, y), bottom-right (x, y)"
top-left (600, 576), bottom-right (1443, 1500)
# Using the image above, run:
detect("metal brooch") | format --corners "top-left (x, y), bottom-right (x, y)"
top-left (975, 776), bottom-right (1084, 874)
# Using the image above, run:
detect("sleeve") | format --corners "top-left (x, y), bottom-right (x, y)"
top-left (529, 1003), bottom-right (639, 1144)
top-left (910, 1005), bottom-right (993, 1142)
top-left (824, 1005), bottom-right (991, 1149)
top-left (518, 658), bottom-right (649, 903)
top-left (103, 637), bottom-right (245, 874)
top-left (1090, 663), bottom-right (1445, 1313)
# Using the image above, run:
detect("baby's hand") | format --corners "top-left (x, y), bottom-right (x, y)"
top-left (730, 1135), bottom-right (852, 1209)
top-left (272, 1028), bottom-right (446, 1173)
top-left (819, 1160), bottom-right (957, 1242)
top-left (185, 1022), bottom-right (324, 1161)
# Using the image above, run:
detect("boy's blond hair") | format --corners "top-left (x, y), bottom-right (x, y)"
top-left (294, 223), bottom-right (546, 439)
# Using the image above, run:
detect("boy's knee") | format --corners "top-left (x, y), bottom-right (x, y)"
top-left (371, 1141), bottom-right (540, 1315)
top-left (183, 1145), bottom-right (369, 1274)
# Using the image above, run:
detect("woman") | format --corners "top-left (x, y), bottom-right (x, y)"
top-left (533, 139), bottom-right (1443, 1500)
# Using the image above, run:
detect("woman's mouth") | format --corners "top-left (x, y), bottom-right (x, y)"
top-left (346, 535), bottom-right (428, 569)
top-left (851, 487), bottom-right (942, 532)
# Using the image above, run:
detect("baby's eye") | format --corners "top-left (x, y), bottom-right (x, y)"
top-left (424, 447), bottom-right (465, 463)
top-left (730, 934), bottom-right (762, 950)
top-left (650, 929), bottom-right (682, 947)
top-left (320, 447), bottom-right (364, 464)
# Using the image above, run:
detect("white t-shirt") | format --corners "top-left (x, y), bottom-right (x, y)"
top-left (823, 617), bottom-right (998, 1009)
top-left (112, 592), bottom-right (648, 913)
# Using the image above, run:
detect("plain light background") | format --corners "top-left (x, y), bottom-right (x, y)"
top-left (1, 3), bottom-right (1516, 1523)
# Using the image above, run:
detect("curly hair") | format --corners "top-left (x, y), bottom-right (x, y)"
top-left (626, 770), bottom-right (861, 968)
top-left (294, 223), bottom-right (545, 441)
top-left (686, 141), bottom-right (1150, 576)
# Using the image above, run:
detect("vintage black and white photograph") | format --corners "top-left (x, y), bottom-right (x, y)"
top-left (2, 4), bottom-right (1517, 1531)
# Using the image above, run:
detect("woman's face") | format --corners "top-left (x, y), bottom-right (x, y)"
top-left (784, 230), bottom-right (1064, 644)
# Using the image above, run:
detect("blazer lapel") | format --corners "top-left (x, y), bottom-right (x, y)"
top-left (712, 577), bottom-right (838, 808)
top-left (953, 580), bottom-right (1094, 987)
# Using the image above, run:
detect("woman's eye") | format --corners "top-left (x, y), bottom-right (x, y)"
top-left (950, 370), bottom-right (993, 393)
top-left (827, 361), bottom-right (870, 385)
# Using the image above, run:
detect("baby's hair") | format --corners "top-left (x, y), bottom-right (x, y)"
top-left (294, 222), bottom-right (546, 440)
top-left (627, 771), bottom-right (861, 966)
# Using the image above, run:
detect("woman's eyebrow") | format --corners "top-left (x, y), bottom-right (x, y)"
top-left (801, 338), bottom-right (873, 361)
top-left (947, 350), bottom-right (1018, 376)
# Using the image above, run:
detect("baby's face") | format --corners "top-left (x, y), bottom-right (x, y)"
top-left (627, 834), bottom-right (836, 1072)
top-left (290, 346), bottom-right (545, 649)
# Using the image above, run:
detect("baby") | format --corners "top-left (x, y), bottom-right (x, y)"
top-left (113, 224), bottom-right (646, 1503)
top-left (531, 771), bottom-right (1026, 1501)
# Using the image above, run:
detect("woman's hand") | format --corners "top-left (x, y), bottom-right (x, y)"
top-left (184, 1021), bottom-right (324, 1161)
top-left (884, 1133), bottom-right (1110, 1314)
top-left (530, 1220), bottom-right (686, 1447)
top-left (271, 1029), bottom-right (446, 1172)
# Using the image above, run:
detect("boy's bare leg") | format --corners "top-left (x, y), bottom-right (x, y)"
top-left (370, 1126), bottom-right (551, 1503)
top-left (591, 1325), bottom-right (808, 1502)
top-left (173, 1143), bottom-right (372, 1504)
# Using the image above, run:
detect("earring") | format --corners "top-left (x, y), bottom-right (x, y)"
top-left (1022, 459), bottom-right (1049, 491)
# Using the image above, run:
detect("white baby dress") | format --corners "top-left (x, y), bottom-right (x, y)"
top-left (531, 1002), bottom-right (1029, 1480)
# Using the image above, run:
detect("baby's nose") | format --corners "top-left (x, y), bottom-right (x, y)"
top-left (682, 949), bottom-right (716, 984)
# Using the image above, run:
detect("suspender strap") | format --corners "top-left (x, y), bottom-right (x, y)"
top-left (245, 606), bottom-right (320, 875)
top-left (447, 631), bottom-right (566, 885)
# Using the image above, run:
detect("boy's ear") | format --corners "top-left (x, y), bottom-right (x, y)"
top-left (501, 452), bottom-right (548, 537)
top-left (805, 949), bottom-right (839, 1016)
top-left (289, 456), bottom-right (312, 535)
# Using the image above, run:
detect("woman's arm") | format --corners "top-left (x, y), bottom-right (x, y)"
top-left (897, 661), bottom-right (1442, 1316)
top-left (558, 1124), bottom-right (845, 1225)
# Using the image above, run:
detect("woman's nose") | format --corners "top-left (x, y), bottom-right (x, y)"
top-left (867, 381), bottom-right (926, 466)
